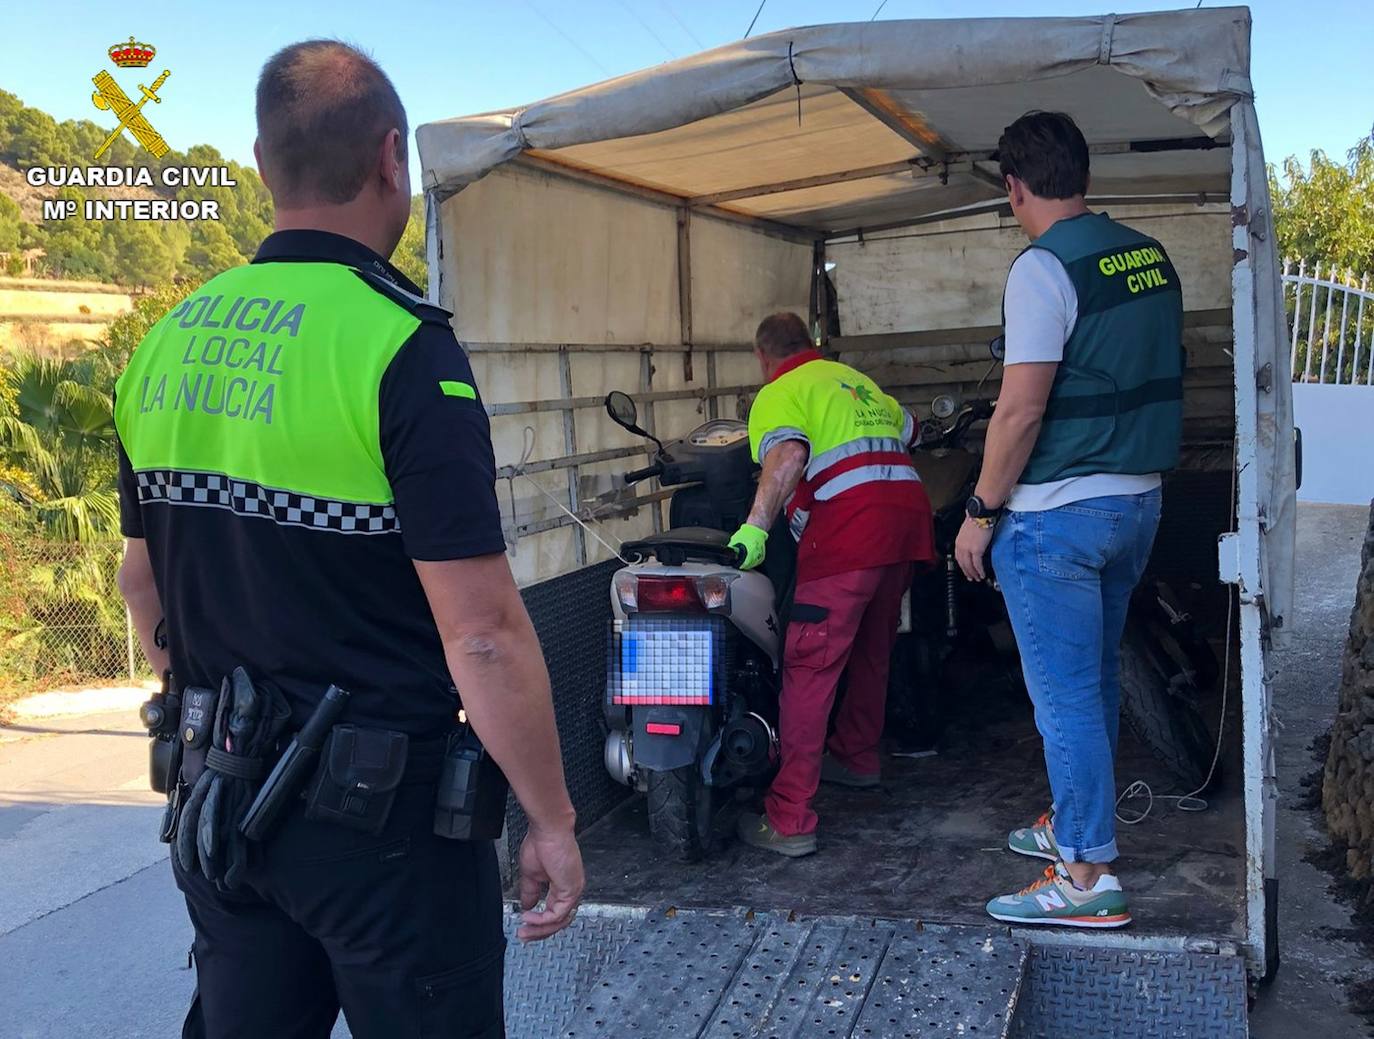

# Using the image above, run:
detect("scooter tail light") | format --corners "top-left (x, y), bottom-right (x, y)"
top-left (636, 576), bottom-right (705, 613)
top-left (695, 574), bottom-right (733, 612)
top-left (613, 571), bottom-right (638, 612)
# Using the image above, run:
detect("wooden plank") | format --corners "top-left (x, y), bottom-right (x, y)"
top-left (842, 87), bottom-right (954, 159)
top-left (486, 383), bottom-right (756, 417)
top-left (515, 153), bottom-right (818, 245)
top-left (688, 159), bottom-right (918, 208)
top-left (462, 341), bottom-right (754, 354)
top-left (678, 207), bottom-right (693, 382)
top-left (832, 309), bottom-right (1233, 356)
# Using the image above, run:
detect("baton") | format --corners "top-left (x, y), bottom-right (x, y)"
top-left (240, 685), bottom-right (350, 841)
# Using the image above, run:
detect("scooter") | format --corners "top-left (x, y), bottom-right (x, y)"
top-left (600, 390), bottom-right (786, 860)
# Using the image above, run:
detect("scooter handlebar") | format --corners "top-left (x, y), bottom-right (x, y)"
top-left (623, 463), bottom-right (665, 485)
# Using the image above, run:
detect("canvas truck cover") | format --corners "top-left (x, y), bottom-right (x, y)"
top-left (416, 5), bottom-right (1295, 631)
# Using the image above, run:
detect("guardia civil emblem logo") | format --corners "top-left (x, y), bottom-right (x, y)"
top-left (90, 37), bottom-right (171, 160)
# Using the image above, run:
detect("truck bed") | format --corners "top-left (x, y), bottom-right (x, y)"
top-left (572, 695), bottom-right (1244, 944)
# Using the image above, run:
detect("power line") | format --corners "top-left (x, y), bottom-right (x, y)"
top-left (744, 0), bottom-right (767, 38)
top-left (658, 0), bottom-right (706, 49)
top-left (870, 0), bottom-right (891, 20)
top-left (526, 0), bottom-right (613, 76)
top-left (617, 0), bottom-right (679, 59)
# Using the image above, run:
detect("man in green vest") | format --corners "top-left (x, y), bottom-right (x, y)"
top-left (952, 111), bottom-right (1183, 928)
top-left (115, 40), bottom-right (582, 1037)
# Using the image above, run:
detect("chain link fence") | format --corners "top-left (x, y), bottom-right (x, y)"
top-left (0, 533), bottom-right (145, 694)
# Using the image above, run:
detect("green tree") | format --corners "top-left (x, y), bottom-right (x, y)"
top-left (393, 194), bottom-right (428, 292)
top-left (183, 220), bottom-right (244, 277)
top-left (38, 187), bottom-right (112, 281)
top-left (99, 283), bottom-right (189, 371)
top-left (0, 192), bottom-right (23, 253)
top-left (1270, 130), bottom-right (1374, 274)
top-left (3, 107), bottom-right (61, 166)
top-left (110, 218), bottom-right (178, 288)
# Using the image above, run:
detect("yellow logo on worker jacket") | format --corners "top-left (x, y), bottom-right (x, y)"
top-left (90, 37), bottom-right (171, 160)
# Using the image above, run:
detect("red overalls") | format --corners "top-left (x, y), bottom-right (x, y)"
top-left (749, 352), bottom-right (935, 835)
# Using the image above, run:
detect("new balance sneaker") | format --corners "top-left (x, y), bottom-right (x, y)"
top-left (820, 755), bottom-right (880, 789)
top-left (1007, 809), bottom-right (1059, 861)
top-left (986, 862), bottom-right (1132, 929)
top-left (736, 811), bottom-right (818, 858)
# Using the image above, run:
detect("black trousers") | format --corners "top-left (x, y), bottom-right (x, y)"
top-left (174, 781), bottom-right (506, 1039)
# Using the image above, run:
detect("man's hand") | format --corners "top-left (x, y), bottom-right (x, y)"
top-left (728, 523), bottom-right (769, 570)
top-left (954, 516), bottom-right (995, 582)
top-left (517, 820), bottom-right (585, 942)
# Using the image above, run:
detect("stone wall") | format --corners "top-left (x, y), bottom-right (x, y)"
top-left (1324, 501), bottom-right (1374, 886)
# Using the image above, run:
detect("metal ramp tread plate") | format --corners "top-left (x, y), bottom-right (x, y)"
top-left (559, 911), bottom-right (1027, 1039)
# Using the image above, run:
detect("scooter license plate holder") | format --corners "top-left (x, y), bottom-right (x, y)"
top-left (633, 708), bottom-right (707, 772)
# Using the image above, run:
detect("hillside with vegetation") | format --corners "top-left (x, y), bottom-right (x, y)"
top-left (0, 90), bottom-right (427, 291)
top-left (0, 91), bottom-right (429, 692)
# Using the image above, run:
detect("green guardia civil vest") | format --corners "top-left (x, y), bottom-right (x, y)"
top-left (114, 262), bottom-right (427, 514)
top-left (1015, 212), bottom-right (1185, 485)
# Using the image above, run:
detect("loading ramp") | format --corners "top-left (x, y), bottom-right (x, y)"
top-left (502, 906), bottom-right (1249, 1038)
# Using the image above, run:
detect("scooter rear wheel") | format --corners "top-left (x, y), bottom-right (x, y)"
top-left (647, 765), bottom-right (715, 861)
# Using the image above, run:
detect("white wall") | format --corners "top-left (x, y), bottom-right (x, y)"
top-left (437, 163), bottom-right (811, 585)
top-left (1292, 383), bottom-right (1374, 505)
top-left (830, 204), bottom-right (1234, 334)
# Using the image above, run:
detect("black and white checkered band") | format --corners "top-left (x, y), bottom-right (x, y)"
top-left (135, 469), bottom-right (399, 535)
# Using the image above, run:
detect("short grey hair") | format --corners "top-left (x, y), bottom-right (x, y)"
top-left (255, 40), bottom-right (407, 207)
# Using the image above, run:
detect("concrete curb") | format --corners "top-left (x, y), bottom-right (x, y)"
top-left (7, 684), bottom-right (158, 720)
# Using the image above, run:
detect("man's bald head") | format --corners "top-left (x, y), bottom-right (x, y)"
top-left (255, 40), bottom-right (407, 208)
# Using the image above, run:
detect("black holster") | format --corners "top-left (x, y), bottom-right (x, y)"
top-left (304, 725), bottom-right (409, 835)
top-left (433, 727), bottom-right (509, 841)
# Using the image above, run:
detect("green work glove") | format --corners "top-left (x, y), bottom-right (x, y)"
top-left (728, 523), bottom-right (768, 570)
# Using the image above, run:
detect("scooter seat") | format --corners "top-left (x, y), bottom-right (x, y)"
top-left (636, 527), bottom-right (731, 548)
top-left (621, 527), bottom-right (739, 566)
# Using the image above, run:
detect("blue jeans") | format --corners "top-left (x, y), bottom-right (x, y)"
top-left (991, 490), bottom-right (1162, 863)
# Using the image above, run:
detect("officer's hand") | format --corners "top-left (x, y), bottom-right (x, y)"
top-left (728, 523), bottom-right (768, 570)
top-left (517, 820), bottom-right (585, 942)
top-left (954, 516), bottom-right (995, 582)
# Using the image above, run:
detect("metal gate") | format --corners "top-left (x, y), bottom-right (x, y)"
top-left (1284, 259), bottom-right (1372, 385)
top-left (1283, 260), bottom-right (1374, 504)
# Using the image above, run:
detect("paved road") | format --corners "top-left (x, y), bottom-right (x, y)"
top-left (0, 709), bottom-right (194, 1038)
top-left (0, 504), bottom-right (1369, 1038)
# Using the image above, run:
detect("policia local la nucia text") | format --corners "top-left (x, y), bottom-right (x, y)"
top-left (131, 294), bottom-right (304, 426)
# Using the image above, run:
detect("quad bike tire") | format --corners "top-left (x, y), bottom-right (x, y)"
top-left (647, 765), bottom-right (715, 862)
top-left (1118, 620), bottom-right (1219, 793)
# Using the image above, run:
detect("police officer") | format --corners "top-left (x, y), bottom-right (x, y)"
top-left (115, 41), bottom-right (583, 1038)
top-left (954, 111), bottom-right (1182, 929)
top-left (728, 313), bottom-right (935, 857)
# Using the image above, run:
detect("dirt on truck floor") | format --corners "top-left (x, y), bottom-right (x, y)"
top-left (577, 639), bottom-right (1247, 939)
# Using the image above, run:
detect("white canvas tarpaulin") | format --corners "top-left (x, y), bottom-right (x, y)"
top-left (418, 6), bottom-right (1253, 230)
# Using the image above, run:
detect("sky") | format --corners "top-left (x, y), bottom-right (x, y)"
top-left (2, 0), bottom-right (1370, 185)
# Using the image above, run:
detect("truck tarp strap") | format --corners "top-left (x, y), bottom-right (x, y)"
top-left (1043, 376), bottom-right (1183, 422)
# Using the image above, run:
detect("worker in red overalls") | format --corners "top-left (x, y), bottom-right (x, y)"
top-left (727, 312), bottom-right (935, 856)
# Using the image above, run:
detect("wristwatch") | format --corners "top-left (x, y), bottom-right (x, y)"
top-left (965, 494), bottom-right (1005, 529)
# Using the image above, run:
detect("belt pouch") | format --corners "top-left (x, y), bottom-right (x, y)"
top-left (304, 725), bottom-right (408, 835)
top-left (434, 729), bottom-right (510, 841)
top-left (177, 686), bottom-right (218, 786)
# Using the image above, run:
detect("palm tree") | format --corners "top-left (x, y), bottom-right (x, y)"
top-left (0, 353), bottom-right (120, 542)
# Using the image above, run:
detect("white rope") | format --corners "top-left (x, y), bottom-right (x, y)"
top-left (1116, 438), bottom-right (1238, 825)
top-left (505, 425), bottom-right (629, 564)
